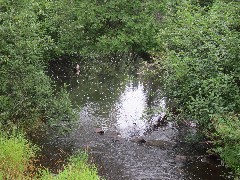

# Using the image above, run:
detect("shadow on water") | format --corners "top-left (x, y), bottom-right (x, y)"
top-left (36, 59), bottom-right (234, 179)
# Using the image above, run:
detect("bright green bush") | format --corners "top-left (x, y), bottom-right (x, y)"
top-left (0, 132), bottom-right (101, 180)
top-left (0, 132), bottom-right (38, 180)
top-left (41, 152), bottom-right (101, 180)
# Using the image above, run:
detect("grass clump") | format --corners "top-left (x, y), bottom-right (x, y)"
top-left (0, 131), bottom-right (101, 180)
top-left (0, 132), bottom-right (38, 180)
top-left (41, 152), bottom-right (101, 180)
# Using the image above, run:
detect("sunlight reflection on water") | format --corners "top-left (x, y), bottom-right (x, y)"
top-left (42, 61), bottom-right (234, 180)
top-left (115, 82), bottom-right (147, 138)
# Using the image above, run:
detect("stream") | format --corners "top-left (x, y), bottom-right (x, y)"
top-left (36, 60), bottom-right (233, 180)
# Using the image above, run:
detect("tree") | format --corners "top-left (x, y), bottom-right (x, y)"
top-left (154, 0), bottom-right (240, 174)
top-left (0, 0), bottom-right (76, 129)
top-left (38, 0), bottom-right (162, 58)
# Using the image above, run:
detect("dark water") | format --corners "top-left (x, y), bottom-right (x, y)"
top-left (39, 62), bottom-right (233, 180)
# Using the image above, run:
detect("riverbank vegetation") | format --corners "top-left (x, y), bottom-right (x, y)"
top-left (152, 0), bottom-right (240, 175)
top-left (41, 152), bottom-right (100, 180)
top-left (0, 0), bottom-right (239, 178)
top-left (0, 0), bottom-right (76, 131)
top-left (0, 132), bottom-right (101, 180)
top-left (0, 132), bottom-right (38, 179)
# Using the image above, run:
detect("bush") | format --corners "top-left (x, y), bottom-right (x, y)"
top-left (41, 152), bottom-right (101, 180)
top-left (153, 0), bottom-right (240, 175)
top-left (157, 0), bottom-right (240, 128)
top-left (0, 132), bottom-right (38, 179)
top-left (0, 131), bottom-right (101, 180)
top-left (0, 0), bottom-right (76, 130)
top-left (212, 114), bottom-right (240, 175)
top-left (37, 0), bottom-right (163, 57)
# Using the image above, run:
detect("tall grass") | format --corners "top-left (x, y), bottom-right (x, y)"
top-left (0, 132), bottom-right (38, 180)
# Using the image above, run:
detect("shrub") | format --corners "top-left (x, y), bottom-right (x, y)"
top-left (0, 0), bottom-right (76, 130)
top-left (211, 114), bottom-right (240, 175)
top-left (157, 0), bottom-right (240, 128)
top-left (0, 132), bottom-right (101, 180)
top-left (153, 0), bottom-right (240, 175)
top-left (0, 132), bottom-right (38, 179)
top-left (41, 152), bottom-right (101, 180)
top-left (37, 0), bottom-right (163, 57)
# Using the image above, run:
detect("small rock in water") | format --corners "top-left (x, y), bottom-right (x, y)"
top-left (157, 115), bottom-right (168, 127)
top-left (105, 131), bottom-right (121, 137)
top-left (175, 155), bottom-right (189, 167)
top-left (153, 124), bottom-right (159, 131)
top-left (152, 115), bottom-right (168, 130)
top-left (200, 157), bottom-right (209, 163)
top-left (111, 137), bottom-right (123, 143)
top-left (94, 128), bottom-right (104, 135)
top-left (131, 137), bottom-right (146, 143)
top-left (175, 155), bottom-right (187, 163)
top-left (189, 122), bottom-right (197, 128)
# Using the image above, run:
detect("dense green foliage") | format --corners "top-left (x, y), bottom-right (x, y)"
top-left (0, 1), bottom-right (76, 128)
top-left (153, 0), bottom-right (240, 174)
top-left (0, 0), bottom-right (161, 179)
top-left (212, 114), bottom-right (240, 174)
top-left (160, 0), bottom-right (239, 124)
top-left (37, 0), bottom-right (162, 57)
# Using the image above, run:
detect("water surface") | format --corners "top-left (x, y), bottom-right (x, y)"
top-left (42, 62), bottom-right (233, 180)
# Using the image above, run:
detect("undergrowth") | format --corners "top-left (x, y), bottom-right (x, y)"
top-left (0, 132), bottom-right (38, 180)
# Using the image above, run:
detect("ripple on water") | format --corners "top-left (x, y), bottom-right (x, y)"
top-left (43, 67), bottom-right (234, 180)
